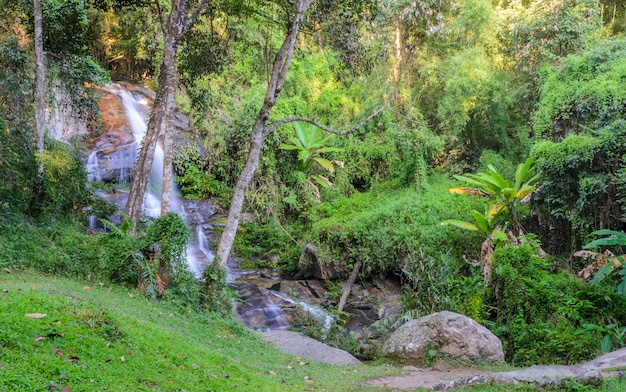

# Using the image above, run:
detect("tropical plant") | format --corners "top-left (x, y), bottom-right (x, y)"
top-left (449, 157), bottom-right (538, 235)
top-left (442, 203), bottom-right (508, 284)
top-left (576, 321), bottom-right (626, 353)
top-left (280, 121), bottom-right (344, 201)
top-left (443, 158), bottom-right (539, 284)
top-left (577, 230), bottom-right (626, 296)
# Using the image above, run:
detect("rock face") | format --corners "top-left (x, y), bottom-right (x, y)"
top-left (383, 311), bottom-right (504, 364)
top-left (85, 82), bottom-right (194, 183)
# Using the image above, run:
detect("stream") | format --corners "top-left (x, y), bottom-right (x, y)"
top-left (86, 83), bottom-right (333, 332)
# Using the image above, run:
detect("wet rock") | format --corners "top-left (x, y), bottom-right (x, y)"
top-left (236, 283), bottom-right (289, 331)
top-left (383, 311), bottom-right (504, 364)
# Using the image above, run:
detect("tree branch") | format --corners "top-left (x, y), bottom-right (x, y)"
top-left (184, 0), bottom-right (211, 30)
top-left (263, 101), bottom-right (389, 137)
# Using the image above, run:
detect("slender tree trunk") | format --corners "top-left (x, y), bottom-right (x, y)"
top-left (160, 75), bottom-right (177, 216)
top-left (124, 0), bottom-right (206, 228)
top-left (124, 51), bottom-right (176, 225)
top-left (337, 260), bottom-right (362, 313)
top-left (216, 0), bottom-right (313, 267)
top-left (32, 0), bottom-right (45, 212)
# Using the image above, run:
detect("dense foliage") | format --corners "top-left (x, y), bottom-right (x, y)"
top-left (2, 0), bottom-right (626, 368)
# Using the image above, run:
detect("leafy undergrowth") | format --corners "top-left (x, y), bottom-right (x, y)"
top-left (0, 270), bottom-right (395, 392)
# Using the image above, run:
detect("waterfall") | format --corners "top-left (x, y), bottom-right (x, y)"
top-left (88, 83), bottom-right (213, 276)
top-left (88, 83), bottom-right (335, 335)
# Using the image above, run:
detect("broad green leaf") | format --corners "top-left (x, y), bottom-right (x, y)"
top-left (590, 260), bottom-right (620, 285)
top-left (601, 335), bottom-right (613, 353)
top-left (514, 158), bottom-right (536, 190)
top-left (312, 175), bottom-right (333, 188)
top-left (491, 229), bottom-right (508, 244)
top-left (485, 166), bottom-right (510, 190)
top-left (501, 187), bottom-right (516, 200)
top-left (441, 220), bottom-right (479, 231)
top-left (584, 236), bottom-right (626, 249)
top-left (297, 149), bottom-right (311, 162)
top-left (313, 157), bottom-right (335, 173)
top-left (471, 210), bottom-right (491, 233)
top-left (584, 230), bottom-right (626, 249)
top-left (279, 144), bottom-right (300, 150)
top-left (579, 323), bottom-right (605, 332)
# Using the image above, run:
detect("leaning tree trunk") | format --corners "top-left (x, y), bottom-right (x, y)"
top-left (216, 0), bottom-right (313, 267)
top-left (124, 47), bottom-right (177, 226)
top-left (124, 0), bottom-right (207, 228)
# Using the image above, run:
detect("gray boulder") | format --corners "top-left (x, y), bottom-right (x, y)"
top-left (383, 311), bottom-right (504, 364)
top-left (261, 330), bottom-right (360, 365)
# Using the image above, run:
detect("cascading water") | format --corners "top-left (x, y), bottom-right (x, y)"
top-left (87, 83), bottom-right (210, 275)
top-left (88, 83), bottom-right (333, 333)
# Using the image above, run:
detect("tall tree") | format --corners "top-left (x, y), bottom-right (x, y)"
top-left (215, 0), bottom-right (314, 266)
top-left (124, 0), bottom-right (208, 227)
top-left (32, 0), bottom-right (45, 212)
top-left (215, 0), bottom-right (387, 267)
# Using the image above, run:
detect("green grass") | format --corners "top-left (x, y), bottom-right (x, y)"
top-left (0, 270), bottom-right (395, 391)
top-left (2, 270), bottom-right (626, 392)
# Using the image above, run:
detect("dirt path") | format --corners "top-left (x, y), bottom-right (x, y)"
top-left (359, 365), bottom-right (495, 390)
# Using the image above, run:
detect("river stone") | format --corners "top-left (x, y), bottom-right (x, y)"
top-left (383, 311), bottom-right (504, 364)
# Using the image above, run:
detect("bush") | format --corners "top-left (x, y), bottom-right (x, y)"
top-left (309, 175), bottom-right (483, 278)
top-left (486, 244), bottom-right (597, 365)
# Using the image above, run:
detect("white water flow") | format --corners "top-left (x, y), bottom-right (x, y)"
top-left (114, 85), bottom-right (211, 275)
top-left (270, 290), bottom-right (333, 336)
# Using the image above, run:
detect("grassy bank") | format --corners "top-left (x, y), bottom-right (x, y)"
top-left (0, 270), bottom-right (395, 391)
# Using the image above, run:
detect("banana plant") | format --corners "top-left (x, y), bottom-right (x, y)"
top-left (442, 203), bottom-right (508, 285)
top-left (280, 121), bottom-right (344, 201)
top-left (578, 229), bottom-right (626, 296)
top-left (449, 157), bottom-right (539, 235)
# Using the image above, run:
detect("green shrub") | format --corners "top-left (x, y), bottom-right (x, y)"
top-left (400, 249), bottom-right (485, 322)
top-left (309, 175), bottom-right (483, 278)
top-left (486, 244), bottom-right (597, 365)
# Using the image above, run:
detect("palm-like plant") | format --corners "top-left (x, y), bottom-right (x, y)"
top-left (442, 158), bottom-right (539, 284)
top-left (280, 122), bottom-right (344, 201)
top-left (442, 203), bottom-right (508, 284)
top-left (449, 157), bottom-right (538, 235)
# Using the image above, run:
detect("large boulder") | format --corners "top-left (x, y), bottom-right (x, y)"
top-left (383, 311), bottom-right (504, 364)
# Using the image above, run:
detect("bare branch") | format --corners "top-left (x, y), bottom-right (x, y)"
top-left (263, 101), bottom-right (389, 137)
top-left (153, 0), bottom-right (166, 33)
top-left (183, 0), bottom-right (211, 30)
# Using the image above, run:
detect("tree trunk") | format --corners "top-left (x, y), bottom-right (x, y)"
top-left (216, 0), bottom-right (313, 267)
top-left (32, 0), bottom-right (45, 213)
top-left (337, 260), bottom-right (362, 313)
top-left (160, 75), bottom-right (177, 216)
top-left (124, 0), bottom-right (200, 228)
